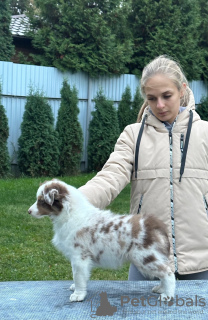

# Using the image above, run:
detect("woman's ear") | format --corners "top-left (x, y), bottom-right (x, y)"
top-left (180, 83), bottom-right (187, 98)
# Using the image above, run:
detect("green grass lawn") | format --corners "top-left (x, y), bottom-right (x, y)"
top-left (0, 174), bottom-right (131, 282)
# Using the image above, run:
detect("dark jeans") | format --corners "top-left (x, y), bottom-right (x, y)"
top-left (128, 263), bottom-right (208, 280)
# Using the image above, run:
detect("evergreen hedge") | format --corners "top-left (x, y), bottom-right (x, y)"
top-left (0, 0), bottom-right (14, 61)
top-left (88, 90), bottom-right (120, 172)
top-left (117, 85), bottom-right (143, 132)
top-left (197, 95), bottom-right (208, 121)
top-left (0, 84), bottom-right (10, 177)
top-left (18, 89), bottom-right (60, 177)
top-left (131, 86), bottom-right (143, 123)
top-left (117, 86), bottom-right (132, 132)
top-left (56, 80), bottom-right (83, 175)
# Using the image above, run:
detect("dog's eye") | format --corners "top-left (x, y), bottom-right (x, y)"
top-left (38, 199), bottom-right (45, 205)
top-left (38, 198), bottom-right (50, 206)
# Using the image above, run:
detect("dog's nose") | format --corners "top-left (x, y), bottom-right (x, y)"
top-left (28, 209), bottom-right (32, 215)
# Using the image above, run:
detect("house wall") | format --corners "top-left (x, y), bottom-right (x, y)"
top-left (11, 37), bottom-right (37, 64)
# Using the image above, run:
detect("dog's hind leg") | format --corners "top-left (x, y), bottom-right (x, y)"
top-left (69, 259), bottom-right (92, 302)
top-left (157, 271), bottom-right (175, 301)
top-left (132, 258), bottom-right (175, 302)
top-left (151, 266), bottom-right (175, 301)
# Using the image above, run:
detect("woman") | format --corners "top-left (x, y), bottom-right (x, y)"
top-left (79, 55), bottom-right (208, 280)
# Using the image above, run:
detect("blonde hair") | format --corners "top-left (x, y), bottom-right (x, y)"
top-left (137, 55), bottom-right (189, 122)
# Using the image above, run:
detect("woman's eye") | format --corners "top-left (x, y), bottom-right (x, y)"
top-left (164, 95), bottom-right (171, 99)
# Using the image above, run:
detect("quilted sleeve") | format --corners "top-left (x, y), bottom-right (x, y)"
top-left (79, 125), bottom-right (136, 209)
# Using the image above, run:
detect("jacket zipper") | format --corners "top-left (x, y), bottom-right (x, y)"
top-left (137, 194), bottom-right (143, 214)
top-left (169, 130), bottom-right (178, 272)
top-left (180, 133), bottom-right (184, 159)
top-left (203, 195), bottom-right (208, 217)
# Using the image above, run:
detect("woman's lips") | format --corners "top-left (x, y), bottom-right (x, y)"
top-left (158, 112), bottom-right (168, 116)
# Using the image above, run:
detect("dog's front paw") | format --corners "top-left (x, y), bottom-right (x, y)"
top-left (69, 292), bottom-right (86, 302)
top-left (152, 285), bottom-right (163, 294)
top-left (70, 284), bottom-right (75, 291)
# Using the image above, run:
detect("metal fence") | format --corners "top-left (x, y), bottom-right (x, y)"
top-left (0, 61), bottom-right (208, 172)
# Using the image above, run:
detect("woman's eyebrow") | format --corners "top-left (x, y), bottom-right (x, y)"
top-left (163, 90), bottom-right (173, 94)
top-left (146, 94), bottom-right (155, 98)
top-left (147, 90), bottom-right (172, 97)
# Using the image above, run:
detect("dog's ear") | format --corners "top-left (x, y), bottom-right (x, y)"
top-left (44, 189), bottom-right (59, 206)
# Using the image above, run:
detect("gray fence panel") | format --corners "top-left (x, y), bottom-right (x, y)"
top-left (1, 62), bottom-right (89, 99)
top-left (0, 61), bottom-right (208, 172)
top-left (89, 73), bottom-right (140, 107)
top-left (0, 61), bottom-right (90, 169)
top-left (2, 96), bottom-right (26, 164)
top-left (189, 80), bottom-right (208, 104)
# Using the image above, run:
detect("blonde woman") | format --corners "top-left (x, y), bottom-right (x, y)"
top-left (80, 55), bottom-right (208, 280)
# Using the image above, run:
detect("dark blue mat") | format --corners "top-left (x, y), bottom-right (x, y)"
top-left (0, 280), bottom-right (207, 319)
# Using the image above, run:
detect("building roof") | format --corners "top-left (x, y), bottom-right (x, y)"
top-left (10, 14), bottom-right (30, 37)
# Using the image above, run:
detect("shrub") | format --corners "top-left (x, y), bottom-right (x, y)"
top-left (56, 80), bottom-right (83, 175)
top-left (88, 89), bottom-right (120, 172)
top-left (18, 89), bottom-right (60, 177)
top-left (0, 84), bottom-right (10, 177)
top-left (0, 0), bottom-right (14, 61)
top-left (196, 95), bottom-right (208, 121)
top-left (117, 86), bottom-right (132, 132)
top-left (130, 86), bottom-right (143, 123)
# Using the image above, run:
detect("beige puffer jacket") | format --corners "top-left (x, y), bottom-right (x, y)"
top-left (79, 88), bottom-right (208, 275)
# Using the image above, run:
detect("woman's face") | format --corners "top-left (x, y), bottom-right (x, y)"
top-left (144, 74), bottom-right (186, 124)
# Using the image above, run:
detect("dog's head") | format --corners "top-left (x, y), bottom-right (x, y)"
top-left (28, 179), bottom-right (70, 219)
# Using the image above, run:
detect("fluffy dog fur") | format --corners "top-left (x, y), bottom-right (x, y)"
top-left (28, 179), bottom-right (175, 302)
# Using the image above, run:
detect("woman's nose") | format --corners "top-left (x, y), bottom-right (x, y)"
top-left (156, 98), bottom-right (165, 108)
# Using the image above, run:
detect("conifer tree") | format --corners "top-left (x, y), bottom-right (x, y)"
top-left (0, 84), bottom-right (10, 177)
top-left (18, 89), bottom-right (60, 177)
top-left (118, 86), bottom-right (132, 132)
top-left (196, 96), bottom-right (208, 121)
top-left (28, 0), bottom-right (132, 75)
top-left (56, 80), bottom-right (83, 175)
top-left (128, 0), bottom-right (203, 80)
top-left (88, 90), bottom-right (120, 172)
top-left (197, 0), bottom-right (208, 80)
top-left (131, 86), bottom-right (144, 123)
top-left (0, 0), bottom-right (14, 61)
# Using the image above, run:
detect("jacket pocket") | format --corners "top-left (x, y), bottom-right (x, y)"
top-left (203, 193), bottom-right (208, 218)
